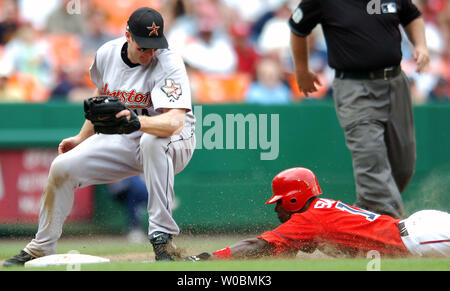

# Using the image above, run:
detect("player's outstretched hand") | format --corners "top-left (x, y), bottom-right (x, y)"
top-left (58, 136), bottom-right (84, 155)
top-left (184, 252), bottom-right (213, 262)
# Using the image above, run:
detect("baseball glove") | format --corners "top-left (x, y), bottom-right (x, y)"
top-left (84, 95), bottom-right (141, 134)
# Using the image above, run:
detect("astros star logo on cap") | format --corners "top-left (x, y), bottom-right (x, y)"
top-left (147, 22), bottom-right (160, 37)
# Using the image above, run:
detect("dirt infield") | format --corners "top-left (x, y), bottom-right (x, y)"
top-left (105, 250), bottom-right (333, 263)
top-left (0, 234), bottom-right (334, 264)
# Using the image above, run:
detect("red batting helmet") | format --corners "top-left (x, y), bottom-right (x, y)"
top-left (266, 167), bottom-right (322, 212)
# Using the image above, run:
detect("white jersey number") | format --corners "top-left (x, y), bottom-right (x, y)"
top-left (335, 202), bottom-right (380, 221)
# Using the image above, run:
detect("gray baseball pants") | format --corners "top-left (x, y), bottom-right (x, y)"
top-left (24, 125), bottom-right (195, 257)
top-left (332, 71), bottom-right (416, 219)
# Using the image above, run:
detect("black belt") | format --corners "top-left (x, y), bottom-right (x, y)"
top-left (335, 65), bottom-right (401, 80)
top-left (398, 221), bottom-right (409, 237)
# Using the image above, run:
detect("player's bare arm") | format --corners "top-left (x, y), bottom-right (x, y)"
top-left (116, 108), bottom-right (187, 137)
top-left (57, 121), bottom-right (95, 155)
top-left (224, 238), bottom-right (273, 259)
top-left (403, 17), bottom-right (429, 73)
top-left (58, 89), bottom-right (100, 154)
top-left (290, 32), bottom-right (321, 96)
top-left (185, 238), bottom-right (273, 261)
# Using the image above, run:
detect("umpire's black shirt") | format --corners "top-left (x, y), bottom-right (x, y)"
top-left (289, 0), bottom-right (421, 71)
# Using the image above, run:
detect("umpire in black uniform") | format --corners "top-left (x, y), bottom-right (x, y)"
top-left (289, 0), bottom-right (429, 218)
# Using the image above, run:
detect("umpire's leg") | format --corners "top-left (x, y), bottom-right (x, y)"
top-left (332, 77), bottom-right (405, 218)
top-left (385, 71), bottom-right (416, 193)
top-left (344, 120), bottom-right (405, 218)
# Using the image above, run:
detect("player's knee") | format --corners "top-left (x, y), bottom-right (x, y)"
top-left (48, 155), bottom-right (72, 180)
top-left (139, 134), bottom-right (168, 153)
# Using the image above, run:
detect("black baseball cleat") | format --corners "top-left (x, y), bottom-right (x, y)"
top-left (149, 231), bottom-right (179, 261)
top-left (3, 250), bottom-right (36, 267)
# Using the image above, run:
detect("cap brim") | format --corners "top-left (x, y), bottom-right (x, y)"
top-left (132, 33), bottom-right (168, 49)
top-left (265, 195), bottom-right (283, 205)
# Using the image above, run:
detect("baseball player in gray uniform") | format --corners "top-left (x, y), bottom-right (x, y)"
top-left (4, 7), bottom-right (196, 266)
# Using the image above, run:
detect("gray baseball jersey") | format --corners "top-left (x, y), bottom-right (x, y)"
top-left (91, 37), bottom-right (195, 123)
top-left (25, 37), bottom-right (196, 257)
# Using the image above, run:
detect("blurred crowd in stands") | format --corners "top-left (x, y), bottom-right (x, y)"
top-left (0, 0), bottom-right (448, 105)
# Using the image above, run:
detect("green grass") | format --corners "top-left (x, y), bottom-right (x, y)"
top-left (1, 235), bottom-right (449, 271)
top-left (2, 258), bottom-right (449, 271)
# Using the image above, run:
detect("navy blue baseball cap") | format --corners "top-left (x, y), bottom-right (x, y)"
top-left (127, 7), bottom-right (168, 49)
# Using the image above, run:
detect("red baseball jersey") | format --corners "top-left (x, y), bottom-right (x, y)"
top-left (259, 198), bottom-right (409, 257)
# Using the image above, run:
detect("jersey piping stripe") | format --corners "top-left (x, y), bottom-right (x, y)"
top-left (162, 130), bottom-right (195, 210)
top-left (165, 153), bottom-right (170, 210)
top-left (419, 239), bottom-right (450, 245)
top-left (164, 140), bottom-right (171, 211)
